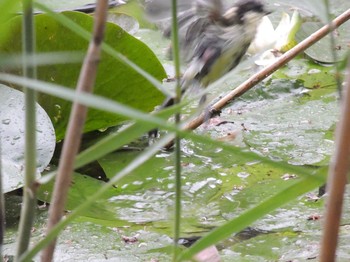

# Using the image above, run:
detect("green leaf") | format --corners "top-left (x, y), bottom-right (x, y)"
top-left (0, 1), bottom-right (21, 45)
top-left (0, 11), bottom-right (166, 140)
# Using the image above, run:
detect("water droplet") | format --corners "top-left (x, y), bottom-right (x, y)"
top-left (2, 119), bottom-right (11, 125)
top-left (308, 69), bottom-right (321, 74)
top-left (237, 172), bottom-right (250, 179)
top-left (98, 127), bottom-right (108, 132)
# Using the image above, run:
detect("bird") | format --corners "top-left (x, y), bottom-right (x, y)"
top-left (147, 0), bottom-right (270, 135)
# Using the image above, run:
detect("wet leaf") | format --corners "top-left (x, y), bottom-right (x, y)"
top-left (0, 84), bottom-right (55, 193)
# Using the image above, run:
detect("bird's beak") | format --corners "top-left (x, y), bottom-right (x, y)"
top-left (264, 8), bottom-right (272, 16)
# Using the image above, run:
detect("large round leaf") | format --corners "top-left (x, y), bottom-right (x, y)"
top-left (296, 21), bottom-right (350, 63)
top-left (0, 84), bottom-right (56, 193)
top-left (0, 11), bottom-right (166, 140)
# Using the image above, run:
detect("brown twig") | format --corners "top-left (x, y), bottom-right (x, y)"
top-left (165, 8), bottom-right (350, 149)
top-left (41, 1), bottom-right (109, 261)
top-left (319, 57), bottom-right (350, 261)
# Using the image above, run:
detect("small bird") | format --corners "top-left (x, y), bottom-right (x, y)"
top-left (148, 0), bottom-right (270, 134)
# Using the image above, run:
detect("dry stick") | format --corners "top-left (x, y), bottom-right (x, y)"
top-left (164, 8), bottom-right (350, 149)
top-left (319, 58), bottom-right (350, 262)
top-left (40, 1), bottom-right (109, 261)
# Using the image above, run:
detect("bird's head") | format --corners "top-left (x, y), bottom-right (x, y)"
top-left (222, 0), bottom-right (270, 26)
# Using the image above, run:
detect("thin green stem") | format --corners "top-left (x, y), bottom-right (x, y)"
top-left (171, 1), bottom-right (181, 83)
top-left (170, 0), bottom-right (182, 260)
top-left (15, 0), bottom-right (37, 260)
top-left (173, 135), bottom-right (182, 260)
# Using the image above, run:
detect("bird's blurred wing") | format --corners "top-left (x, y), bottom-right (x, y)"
top-left (195, 0), bottom-right (223, 19)
top-left (145, 0), bottom-right (193, 21)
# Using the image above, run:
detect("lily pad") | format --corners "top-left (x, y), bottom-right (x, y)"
top-left (274, 59), bottom-right (338, 88)
top-left (0, 84), bottom-right (55, 193)
top-left (296, 21), bottom-right (350, 63)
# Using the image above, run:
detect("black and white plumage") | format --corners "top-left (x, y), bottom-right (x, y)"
top-left (148, 0), bottom-right (269, 109)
